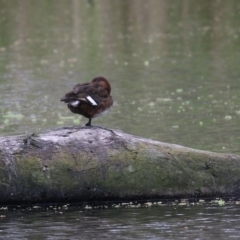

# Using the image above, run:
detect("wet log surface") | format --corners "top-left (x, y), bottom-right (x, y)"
top-left (0, 126), bottom-right (240, 205)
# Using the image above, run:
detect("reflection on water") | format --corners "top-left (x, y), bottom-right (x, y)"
top-left (0, 0), bottom-right (240, 153)
top-left (1, 205), bottom-right (240, 239)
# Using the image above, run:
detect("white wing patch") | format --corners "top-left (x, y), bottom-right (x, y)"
top-left (86, 96), bottom-right (97, 106)
top-left (69, 100), bottom-right (80, 107)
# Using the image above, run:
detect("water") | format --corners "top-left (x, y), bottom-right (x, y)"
top-left (1, 204), bottom-right (240, 239)
top-left (0, 0), bottom-right (240, 153)
top-left (1, 0), bottom-right (240, 238)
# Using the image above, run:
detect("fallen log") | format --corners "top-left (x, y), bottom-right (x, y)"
top-left (0, 126), bottom-right (240, 205)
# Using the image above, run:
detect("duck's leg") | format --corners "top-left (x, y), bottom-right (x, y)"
top-left (85, 118), bottom-right (92, 126)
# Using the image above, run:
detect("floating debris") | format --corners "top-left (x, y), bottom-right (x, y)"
top-left (144, 61), bottom-right (149, 66)
top-left (3, 111), bottom-right (24, 120)
top-left (176, 89), bottom-right (183, 93)
top-left (224, 115), bottom-right (232, 120)
top-left (73, 119), bottom-right (80, 124)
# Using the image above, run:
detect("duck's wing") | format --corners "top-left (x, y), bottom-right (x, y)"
top-left (62, 82), bottom-right (109, 106)
top-left (60, 83), bottom-right (89, 103)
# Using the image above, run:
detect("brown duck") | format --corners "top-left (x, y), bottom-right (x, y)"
top-left (60, 77), bottom-right (113, 126)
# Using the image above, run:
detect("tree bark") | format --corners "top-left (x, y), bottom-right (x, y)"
top-left (0, 126), bottom-right (240, 204)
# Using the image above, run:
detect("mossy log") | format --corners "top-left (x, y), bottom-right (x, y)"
top-left (0, 126), bottom-right (240, 205)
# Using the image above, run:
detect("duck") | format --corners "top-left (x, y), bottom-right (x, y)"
top-left (60, 76), bottom-right (113, 126)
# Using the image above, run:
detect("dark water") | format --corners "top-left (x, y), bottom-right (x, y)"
top-left (1, 204), bottom-right (240, 239)
top-left (1, 0), bottom-right (240, 238)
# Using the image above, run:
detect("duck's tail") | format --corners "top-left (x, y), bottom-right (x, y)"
top-left (60, 92), bottom-right (77, 103)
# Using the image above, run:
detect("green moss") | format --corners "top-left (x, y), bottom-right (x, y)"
top-left (0, 160), bottom-right (9, 191)
top-left (47, 151), bottom-right (87, 190)
top-left (16, 157), bottom-right (46, 191)
top-left (99, 142), bottom-right (240, 196)
top-left (4, 138), bottom-right (240, 202)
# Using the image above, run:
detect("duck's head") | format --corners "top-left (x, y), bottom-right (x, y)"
top-left (91, 76), bottom-right (111, 94)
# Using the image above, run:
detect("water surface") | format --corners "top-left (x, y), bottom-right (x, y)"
top-left (0, 0), bottom-right (240, 153)
top-left (1, 204), bottom-right (240, 239)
